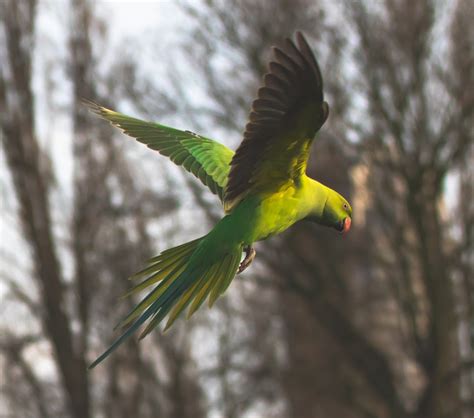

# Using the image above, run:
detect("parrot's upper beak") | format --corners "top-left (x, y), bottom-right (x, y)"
top-left (343, 217), bottom-right (351, 234)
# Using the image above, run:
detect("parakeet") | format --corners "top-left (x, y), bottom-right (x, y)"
top-left (87, 32), bottom-right (352, 368)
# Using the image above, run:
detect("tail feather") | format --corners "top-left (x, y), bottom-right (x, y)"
top-left (186, 262), bottom-right (221, 318)
top-left (122, 256), bottom-right (189, 298)
top-left (209, 251), bottom-right (241, 307)
top-left (88, 236), bottom-right (243, 369)
top-left (115, 261), bottom-right (187, 330)
top-left (164, 250), bottom-right (240, 331)
top-left (137, 265), bottom-right (204, 340)
top-left (163, 274), bottom-right (209, 331)
top-left (117, 238), bottom-right (203, 325)
top-left (129, 238), bottom-right (200, 281)
top-left (144, 238), bottom-right (201, 267)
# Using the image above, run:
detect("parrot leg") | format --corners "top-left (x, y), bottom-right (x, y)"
top-left (238, 246), bottom-right (256, 274)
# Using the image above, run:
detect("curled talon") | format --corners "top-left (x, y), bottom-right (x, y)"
top-left (238, 246), bottom-right (256, 274)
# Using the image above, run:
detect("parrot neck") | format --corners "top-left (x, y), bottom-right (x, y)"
top-left (303, 176), bottom-right (330, 221)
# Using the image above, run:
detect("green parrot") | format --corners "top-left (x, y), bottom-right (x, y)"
top-left (88, 32), bottom-right (352, 368)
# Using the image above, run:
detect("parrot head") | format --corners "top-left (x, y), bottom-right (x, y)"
top-left (320, 191), bottom-right (352, 234)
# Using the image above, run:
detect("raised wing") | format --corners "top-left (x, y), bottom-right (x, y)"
top-left (86, 102), bottom-right (234, 201)
top-left (224, 32), bottom-right (329, 211)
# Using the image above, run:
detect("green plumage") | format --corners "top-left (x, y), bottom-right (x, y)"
top-left (87, 32), bottom-right (352, 369)
top-left (86, 102), bottom-right (233, 201)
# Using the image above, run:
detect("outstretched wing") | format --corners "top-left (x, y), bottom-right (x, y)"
top-left (224, 32), bottom-right (329, 211)
top-left (86, 102), bottom-right (234, 202)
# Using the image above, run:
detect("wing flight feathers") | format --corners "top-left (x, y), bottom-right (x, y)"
top-left (224, 32), bottom-right (329, 211)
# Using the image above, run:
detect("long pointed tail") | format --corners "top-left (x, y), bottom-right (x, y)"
top-left (89, 236), bottom-right (242, 368)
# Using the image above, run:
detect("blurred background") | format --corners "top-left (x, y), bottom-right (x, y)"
top-left (1, 1), bottom-right (473, 417)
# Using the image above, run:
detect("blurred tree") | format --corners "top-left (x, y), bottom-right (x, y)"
top-left (1, 0), bottom-right (472, 417)
top-left (159, 0), bottom-right (473, 417)
top-left (342, 1), bottom-right (473, 416)
top-left (1, 0), bottom-right (205, 417)
top-left (1, 1), bottom-right (90, 416)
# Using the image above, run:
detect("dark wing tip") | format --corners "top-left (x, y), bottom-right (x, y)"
top-left (295, 31), bottom-right (311, 53)
top-left (266, 32), bottom-right (324, 105)
top-left (248, 32), bottom-right (325, 121)
top-left (294, 32), bottom-right (324, 92)
top-left (295, 30), bottom-right (305, 44)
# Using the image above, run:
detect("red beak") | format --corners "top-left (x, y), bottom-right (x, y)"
top-left (343, 217), bottom-right (351, 234)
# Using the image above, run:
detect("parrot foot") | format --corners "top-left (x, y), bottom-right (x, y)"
top-left (238, 246), bottom-right (256, 274)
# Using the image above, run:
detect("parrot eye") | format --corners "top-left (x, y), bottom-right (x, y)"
top-left (343, 203), bottom-right (348, 210)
